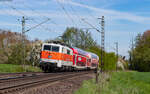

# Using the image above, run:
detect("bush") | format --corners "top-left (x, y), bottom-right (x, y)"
top-left (130, 31), bottom-right (150, 72)
top-left (0, 64), bottom-right (42, 73)
top-left (6, 43), bottom-right (32, 65)
top-left (104, 52), bottom-right (117, 71)
top-left (87, 46), bottom-right (117, 71)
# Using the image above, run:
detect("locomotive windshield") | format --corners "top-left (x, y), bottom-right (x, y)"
top-left (43, 45), bottom-right (51, 51)
top-left (52, 46), bottom-right (59, 52)
top-left (43, 45), bottom-right (59, 52)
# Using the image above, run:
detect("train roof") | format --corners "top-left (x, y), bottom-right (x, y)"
top-left (44, 41), bottom-right (72, 48)
top-left (71, 47), bottom-right (99, 59)
top-left (88, 52), bottom-right (99, 59)
top-left (72, 47), bottom-right (88, 56)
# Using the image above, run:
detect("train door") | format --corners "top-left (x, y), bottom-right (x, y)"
top-left (61, 47), bottom-right (73, 66)
top-left (62, 47), bottom-right (66, 66)
top-left (66, 48), bottom-right (73, 66)
top-left (74, 54), bottom-right (77, 66)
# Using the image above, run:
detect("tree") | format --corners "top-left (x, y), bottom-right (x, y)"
top-left (0, 29), bottom-right (32, 65)
top-left (130, 30), bottom-right (150, 72)
top-left (60, 27), bottom-right (96, 49)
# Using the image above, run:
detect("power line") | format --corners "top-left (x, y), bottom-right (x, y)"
top-left (81, 19), bottom-right (100, 33)
top-left (4, 2), bottom-right (27, 16)
top-left (69, 3), bottom-right (87, 28)
top-left (17, 4), bottom-right (55, 32)
top-left (56, 0), bottom-right (77, 27)
top-left (21, 3), bottom-right (58, 26)
top-left (4, 2), bottom-right (55, 33)
top-left (66, 0), bottom-right (99, 29)
top-left (73, 0), bottom-right (99, 28)
top-left (26, 18), bottom-right (50, 32)
top-left (79, 1), bottom-right (97, 21)
top-left (21, 16), bottom-right (50, 71)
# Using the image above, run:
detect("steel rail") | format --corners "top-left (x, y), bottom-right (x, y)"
top-left (0, 71), bottom-right (92, 94)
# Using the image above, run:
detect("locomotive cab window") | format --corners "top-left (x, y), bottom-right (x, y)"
top-left (52, 46), bottom-right (59, 52)
top-left (43, 45), bottom-right (51, 51)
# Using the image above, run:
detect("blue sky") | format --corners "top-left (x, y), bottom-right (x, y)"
top-left (0, 0), bottom-right (150, 58)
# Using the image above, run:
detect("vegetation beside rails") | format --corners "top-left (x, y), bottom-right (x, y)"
top-left (0, 64), bottom-right (42, 73)
top-left (87, 46), bottom-right (118, 71)
top-left (129, 30), bottom-right (150, 72)
top-left (75, 71), bottom-right (150, 94)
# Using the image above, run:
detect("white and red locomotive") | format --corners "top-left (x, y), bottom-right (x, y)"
top-left (40, 41), bottom-right (99, 72)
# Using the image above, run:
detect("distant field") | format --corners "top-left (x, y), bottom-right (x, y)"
top-left (0, 64), bottom-right (42, 73)
top-left (75, 71), bottom-right (150, 94)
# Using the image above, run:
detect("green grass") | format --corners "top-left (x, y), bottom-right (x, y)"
top-left (0, 64), bottom-right (42, 73)
top-left (75, 71), bottom-right (150, 94)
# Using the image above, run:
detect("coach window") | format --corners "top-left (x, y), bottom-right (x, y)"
top-left (67, 49), bottom-right (70, 55)
top-left (52, 46), bottom-right (59, 52)
top-left (43, 45), bottom-right (51, 51)
top-left (89, 59), bottom-right (91, 62)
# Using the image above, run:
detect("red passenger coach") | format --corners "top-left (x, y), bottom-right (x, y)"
top-left (71, 47), bottom-right (88, 70)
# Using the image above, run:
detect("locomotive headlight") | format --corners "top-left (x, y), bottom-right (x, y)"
top-left (48, 55), bottom-right (52, 58)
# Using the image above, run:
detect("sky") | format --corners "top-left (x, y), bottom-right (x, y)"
top-left (0, 0), bottom-right (150, 58)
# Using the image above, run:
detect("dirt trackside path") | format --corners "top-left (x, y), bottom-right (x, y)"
top-left (16, 73), bottom-right (95, 94)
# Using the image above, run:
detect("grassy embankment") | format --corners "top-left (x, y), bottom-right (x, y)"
top-left (75, 71), bottom-right (150, 94)
top-left (0, 64), bottom-right (42, 73)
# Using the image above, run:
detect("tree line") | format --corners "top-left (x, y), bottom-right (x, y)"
top-left (129, 30), bottom-right (150, 72)
top-left (0, 27), bottom-right (117, 71)
top-left (55, 27), bottom-right (117, 71)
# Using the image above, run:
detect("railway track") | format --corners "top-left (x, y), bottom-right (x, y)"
top-left (0, 72), bottom-right (43, 79)
top-left (0, 72), bottom-right (54, 83)
top-left (0, 71), bottom-right (93, 94)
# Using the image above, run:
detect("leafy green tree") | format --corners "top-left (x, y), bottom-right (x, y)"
top-left (61, 27), bottom-right (96, 49)
top-left (7, 43), bottom-right (31, 65)
top-left (130, 30), bottom-right (150, 72)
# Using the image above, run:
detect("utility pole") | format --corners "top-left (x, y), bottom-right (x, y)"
top-left (21, 16), bottom-right (26, 70)
top-left (81, 16), bottom-right (105, 83)
top-left (130, 37), bottom-right (134, 68)
top-left (115, 42), bottom-right (118, 71)
top-left (98, 16), bottom-right (105, 73)
top-left (20, 16), bottom-right (50, 71)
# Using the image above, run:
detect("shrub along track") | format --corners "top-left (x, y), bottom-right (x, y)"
top-left (0, 71), bottom-right (93, 94)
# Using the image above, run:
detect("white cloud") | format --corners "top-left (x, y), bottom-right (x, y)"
top-left (0, 9), bottom-right (90, 19)
top-left (57, 0), bottom-right (150, 23)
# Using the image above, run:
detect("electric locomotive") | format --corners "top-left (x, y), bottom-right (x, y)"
top-left (40, 41), bottom-right (73, 72)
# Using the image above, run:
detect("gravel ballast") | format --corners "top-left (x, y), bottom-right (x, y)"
top-left (17, 73), bottom-right (95, 94)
